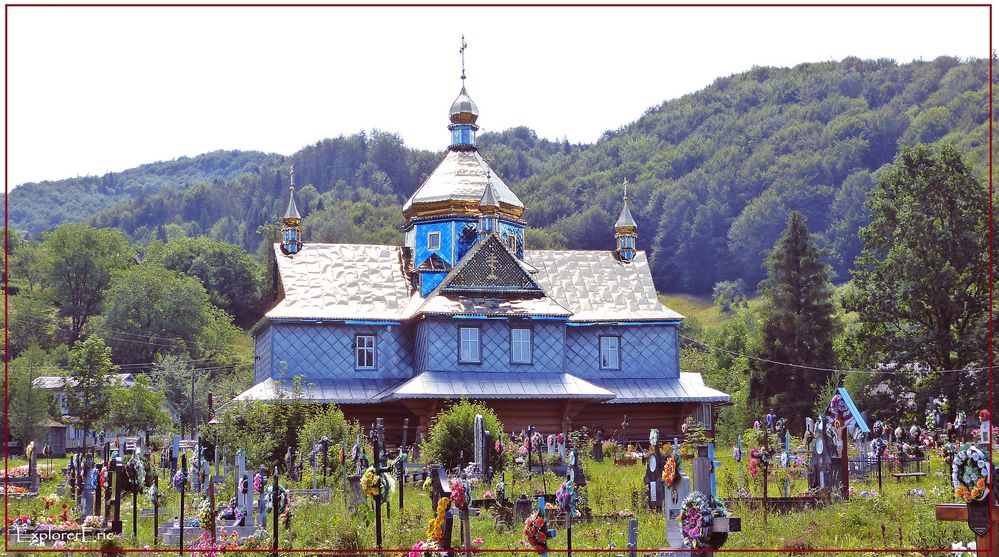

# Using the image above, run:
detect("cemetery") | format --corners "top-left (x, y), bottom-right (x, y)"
top-left (3, 394), bottom-right (993, 555)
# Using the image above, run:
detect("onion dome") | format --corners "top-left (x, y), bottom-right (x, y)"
top-left (615, 179), bottom-right (637, 262)
top-left (449, 85), bottom-right (479, 125)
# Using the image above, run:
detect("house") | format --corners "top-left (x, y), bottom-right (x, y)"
top-left (232, 63), bottom-right (730, 444)
top-left (32, 372), bottom-right (180, 454)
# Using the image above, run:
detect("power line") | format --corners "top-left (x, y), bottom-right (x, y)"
top-left (680, 334), bottom-right (985, 375)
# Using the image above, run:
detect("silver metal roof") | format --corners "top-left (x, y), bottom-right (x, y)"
top-left (226, 377), bottom-right (405, 406)
top-left (402, 150), bottom-right (523, 212)
top-left (524, 250), bottom-right (684, 322)
top-left (588, 373), bottom-right (731, 404)
top-left (479, 180), bottom-right (500, 208)
top-left (284, 186), bottom-right (301, 220)
top-left (449, 85), bottom-right (479, 124)
top-left (386, 372), bottom-right (615, 400)
top-left (265, 244), bottom-right (682, 323)
top-left (33, 373), bottom-right (135, 390)
top-left (267, 244), bottom-right (412, 321)
top-left (615, 200), bottom-right (637, 229)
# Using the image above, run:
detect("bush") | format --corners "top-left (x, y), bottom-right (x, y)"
top-left (425, 400), bottom-right (506, 472)
top-left (295, 405), bottom-right (361, 478)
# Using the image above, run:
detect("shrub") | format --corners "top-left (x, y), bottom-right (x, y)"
top-left (425, 400), bottom-right (506, 472)
top-left (295, 405), bottom-right (362, 478)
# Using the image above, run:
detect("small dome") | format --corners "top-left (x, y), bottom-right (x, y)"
top-left (449, 85), bottom-right (479, 125)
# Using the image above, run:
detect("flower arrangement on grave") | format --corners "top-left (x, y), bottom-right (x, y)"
top-left (172, 469), bottom-right (186, 492)
top-left (265, 482), bottom-right (290, 528)
top-left (125, 454), bottom-right (145, 493)
top-left (677, 491), bottom-right (730, 549)
top-left (191, 530), bottom-right (241, 554)
top-left (523, 506), bottom-right (556, 554)
top-left (732, 446), bottom-right (741, 463)
top-left (239, 475), bottom-right (249, 496)
top-left (146, 485), bottom-right (165, 507)
top-left (495, 439), bottom-right (504, 453)
top-left (546, 434), bottom-right (556, 448)
top-left (449, 479), bottom-right (470, 511)
top-left (197, 499), bottom-right (214, 528)
top-left (555, 480), bottom-right (578, 518)
top-left (425, 496), bottom-right (450, 543)
top-left (253, 472), bottom-right (263, 494)
top-left (360, 466), bottom-right (385, 498)
top-left (662, 456), bottom-right (679, 488)
top-left (952, 444), bottom-right (990, 502)
top-left (216, 498), bottom-right (247, 526)
top-left (496, 479), bottom-right (506, 503)
top-left (98, 465), bottom-right (109, 489)
top-left (748, 447), bottom-right (769, 478)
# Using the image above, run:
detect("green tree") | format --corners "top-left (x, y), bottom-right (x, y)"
top-left (712, 279), bottom-right (749, 313)
top-left (425, 400), bottom-right (506, 472)
top-left (103, 374), bottom-right (172, 443)
top-left (8, 292), bottom-right (58, 359)
top-left (750, 211), bottom-right (839, 431)
top-left (157, 236), bottom-right (263, 326)
top-left (843, 144), bottom-right (989, 416)
top-left (41, 224), bottom-right (133, 343)
top-left (98, 264), bottom-right (240, 365)
top-left (8, 344), bottom-right (56, 449)
top-left (66, 336), bottom-right (116, 453)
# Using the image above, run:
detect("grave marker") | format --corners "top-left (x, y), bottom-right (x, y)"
top-left (642, 429), bottom-right (665, 511)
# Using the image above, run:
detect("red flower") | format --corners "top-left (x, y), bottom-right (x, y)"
top-left (61, 503), bottom-right (68, 509)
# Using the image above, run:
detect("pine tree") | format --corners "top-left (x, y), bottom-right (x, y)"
top-left (750, 211), bottom-right (838, 431)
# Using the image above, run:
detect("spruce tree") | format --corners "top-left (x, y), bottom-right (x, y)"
top-left (750, 211), bottom-right (838, 430)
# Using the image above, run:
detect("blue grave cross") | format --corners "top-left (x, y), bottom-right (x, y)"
top-left (707, 443), bottom-right (721, 499)
top-left (782, 430), bottom-right (791, 497)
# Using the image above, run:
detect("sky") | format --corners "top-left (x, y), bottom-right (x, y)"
top-left (5, 4), bottom-right (992, 188)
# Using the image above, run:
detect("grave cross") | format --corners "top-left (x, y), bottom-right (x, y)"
top-left (707, 442), bottom-right (721, 500)
top-left (396, 418), bottom-right (409, 510)
top-left (935, 496), bottom-right (999, 557)
top-left (371, 418), bottom-right (394, 548)
top-left (642, 429), bottom-right (665, 510)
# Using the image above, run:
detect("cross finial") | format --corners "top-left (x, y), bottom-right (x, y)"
top-left (289, 167), bottom-right (295, 191)
top-left (623, 178), bottom-right (629, 201)
top-left (460, 35), bottom-right (468, 81)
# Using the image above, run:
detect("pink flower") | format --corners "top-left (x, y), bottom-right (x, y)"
top-left (473, 537), bottom-right (484, 546)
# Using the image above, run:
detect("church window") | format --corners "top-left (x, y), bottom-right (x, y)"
top-left (599, 336), bottom-right (620, 370)
top-left (459, 327), bottom-right (480, 363)
top-left (355, 334), bottom-right (376, 369)
top-left (428, 232), bottom-right (441, 252)
top-left (507, 234), bottom-right (517, 252)
top-left (510, 327), bottom-right (532, 364)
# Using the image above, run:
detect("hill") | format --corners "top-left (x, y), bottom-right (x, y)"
top-left (7, 150), bottom-right (281, 237)
top-left (8, 56), bottom-right (990, 294)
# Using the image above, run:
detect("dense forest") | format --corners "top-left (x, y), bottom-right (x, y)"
top-left (7, 56), bottom-right (989, 293)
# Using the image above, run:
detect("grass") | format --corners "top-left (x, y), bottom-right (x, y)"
top-left (659, 292), bottom-right (763, 330)
top-left (4, 450), bottom-right (972, 555)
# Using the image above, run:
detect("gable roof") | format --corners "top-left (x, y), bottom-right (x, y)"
top-left (264, 244), bottom-right (682, 323)
top-left (265, 243), bottom-right (412, 322)
top-left (440, 234), bottom-right (543, 296)
top-left (524, 250), bottom-right (683, 322)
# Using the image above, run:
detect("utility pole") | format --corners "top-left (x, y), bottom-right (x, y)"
top-left (189, 367), bottom-right (195, 439)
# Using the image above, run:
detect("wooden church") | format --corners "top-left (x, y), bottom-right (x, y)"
top-left (232, 50), bottom-right (730, 444)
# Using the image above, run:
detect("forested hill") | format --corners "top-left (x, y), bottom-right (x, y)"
top-left (10, 56), bottom-right (990, 294)
top-left (7, 150), bottom-right (281, 236)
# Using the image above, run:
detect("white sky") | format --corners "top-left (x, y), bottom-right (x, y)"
top-left (5, 4), bottom-right (992, 188)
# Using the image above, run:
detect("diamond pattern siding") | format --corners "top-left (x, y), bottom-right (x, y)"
top-left (422, 319), bottom-right (563, 373)
top-left (565, 325), bottom-right (678, 379)
top-left (253, 327), bottom-right (272, 384)
top-left (270, 323), bottom-right (413, 380)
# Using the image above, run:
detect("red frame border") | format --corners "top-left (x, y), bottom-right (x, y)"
top-left (3, 2), bottom-right (993, 554)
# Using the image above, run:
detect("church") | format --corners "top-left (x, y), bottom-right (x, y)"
top-left (233, 57), bottom-right (730, 444)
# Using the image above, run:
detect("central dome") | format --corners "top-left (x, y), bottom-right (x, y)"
top-left (449, 85), bottom-right (479, 125)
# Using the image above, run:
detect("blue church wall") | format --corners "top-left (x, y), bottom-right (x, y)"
top-left (417, 318), bottom-right (564, 373)
top-left (499, 221), bottom-right (525, 258)
top-left (253, 326), bottom-right (273, 384)
top-left (414, 221), bottom-right (455, 268)
top-left (565, 324), bottom-right (679, 379)
top-left (420, 271), bottom-right (448, 296)
top-left (266, 322), bottom-right (413, 379)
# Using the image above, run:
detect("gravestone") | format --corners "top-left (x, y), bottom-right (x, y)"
top-left (593, 430), bottom-right (604, 462)
top-left (643, 429), bottom-right (665, 511)
top-left (474, 415), bottom-right (484, 473)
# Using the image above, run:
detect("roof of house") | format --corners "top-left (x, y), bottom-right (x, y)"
top-left (262, 244), bottom-right (682, 325)
top-left (402, 150), bottom-right (522, 213)
top-left (33, 373), bottom-right (136, 390)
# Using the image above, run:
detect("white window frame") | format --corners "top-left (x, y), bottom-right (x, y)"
top-left (428, 232), bottom-right (441, 252)
top-left (355, 334), bottom-right (376, 370)
top-left (459, 327), bottom-right (481, 363)
top-left (510, 327), bottom-right (532, 364)
top-left (507, 234), bottom-right (517, 251)
top-left (599, 336), bottom-right (620, 370)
